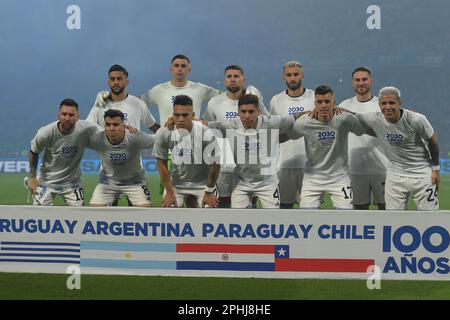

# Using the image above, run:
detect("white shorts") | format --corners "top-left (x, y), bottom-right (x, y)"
top-left (231, 185), bottom-right (280, 208)
top-left (300, 176), bottom-right (353, 209)
top-left (385, 174), bottom-right (439, 211)
top-left (351, 174), bottom-right (386, 205)
top-left (215, 172), bottom-right (235, 197)
top-left (278, 168), bottom-right (304, 204)
top-left (172, 187), bottom-right (207, 208)
top-left (90, 183), bottom-right (152, 206)
top-left (32, 183), bottom-right (84, 206)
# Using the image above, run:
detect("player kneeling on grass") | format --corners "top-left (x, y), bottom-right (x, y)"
top-left (88, 109), bottom-right (154, 207)
top-left (355, 86), bottom-right (440, 210)
top-left (27, 98), bottom-right (102, 206)
top-left (153, 95), bottom-right (220, 208)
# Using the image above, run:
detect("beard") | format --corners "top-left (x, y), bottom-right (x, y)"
top-left (226, 85), bottom-right (241, 94)
top-left (111, 86), bottom-right (125, 95)
top-left (287, 80), bottom-right (302, 91)
top-left (355, 86), bottom-right (370, 96)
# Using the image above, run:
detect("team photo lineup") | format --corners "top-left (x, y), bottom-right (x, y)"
top-left (26, 54), bottom-right (440, 211)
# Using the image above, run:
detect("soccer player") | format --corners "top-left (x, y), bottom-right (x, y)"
top-left (356, 86), bottom-right (440, 210)
top-left (338, 67), bottom-right (387, 210)
top-left (202, 65), bottom-right (268, 208)
top-left (88, 109), bottom-right (155, 207)
top-left (269, 60), bottom-right (315, 209)
top-left (87, 64), bottom-right (159, 132)
top-left (27, 98), bottom-right (101, 206)
top-left (93, 55), bottom-right (220, 125)
top-left (153, 95), bottom-right (220, 208)
top-left (288, 85), bottom-right (367, 209)
top-left (206, 94), bottom-right (300, 209)
top-left (87, 64), bottom-right (158, 206)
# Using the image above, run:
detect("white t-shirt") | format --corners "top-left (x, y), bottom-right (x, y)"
top-left (202, 90), bottom-right (268, 172)
top-left (88, 131), bottom-right (155, 186)
top-left (288, 113), bottom-right (366, 182)
top-left (208, 115), bottom-right (296, 191)
top-left (269, 89), bottom-right (315, 168)
top-left (357, 109), bottom-right (434, 177)
top-left (30, 120), bottom-right (101, 187)
top-left (141, 81), bottom-right (220, 125)
top-left (338, 96), bottom-right (387, 175)
top-left (152, 121), bottom-right (218, 190)
top-left (86, 94), bottom-right (156, 130)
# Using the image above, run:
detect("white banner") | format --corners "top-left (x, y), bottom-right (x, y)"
top-left (0, 206), bottom-right (449, 280)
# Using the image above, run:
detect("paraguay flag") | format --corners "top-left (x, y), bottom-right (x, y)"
top-left (80, 241), bottom-right (374, 273)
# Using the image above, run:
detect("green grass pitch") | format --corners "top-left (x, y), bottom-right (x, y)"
top-left (0, 173), bottom-right (449, 300)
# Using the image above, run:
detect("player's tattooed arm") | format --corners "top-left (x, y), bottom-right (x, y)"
top-left (428, 133), bottom-right (440, 189)
top-left (28, 151), bottom-right (39, 193)
top-left (157, 158), bottom-right (177, 207)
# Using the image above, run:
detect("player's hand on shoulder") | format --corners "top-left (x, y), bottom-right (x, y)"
top-left (94, 91), bottom-right (111, 108)
top-left (124, 124), bottom-right (138, 134)
top-left (164, 117), bottom-right (175, 130)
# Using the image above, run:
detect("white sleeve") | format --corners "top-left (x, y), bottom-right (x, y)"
top-left (202, 84), bottom-right (221, 101)
top-left (30, 128), bottom-right (47, 153)
top-left (86, 106), bottom-right (99, 124)
top-left (415, 113), bottom-right (434, 140)
top-left (139, 103), bottom-right (157, 128)
top-left (141, 86), bottom-right (156, 108)
top-left (135, 131), bottom-right (155, 149)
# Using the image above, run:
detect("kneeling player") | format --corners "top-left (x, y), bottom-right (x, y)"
top-left (88, 109), bottom-right (154, 207)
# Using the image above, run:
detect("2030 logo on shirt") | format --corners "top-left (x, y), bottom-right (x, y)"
top-left (225, 111), bottom-right (239, 119)
top-left (61, 145), bottom-right (79, 159)
top-left (386, 133), bottom-right (403, 146)
top-left (109, 152), bottom-right (127, 165)
top-left (288, 106), bottom-right (304, 115)
top-left (244, 142), bottom-right (261, 152)
top-left (175, 147), bottom-right (193, 157)
top-left (317, 131), bottom-right (336, 146)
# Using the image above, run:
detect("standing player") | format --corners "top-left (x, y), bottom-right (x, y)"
top-left (87, 64), bottom-right (158, 206)
top-left (269, 61), bottom-right (315, 209)
top-left (27, 98), bottom-right (101, 206)
top-left (338, 67), bottom-right (387, 210)
top-left (202, 65), bottom-right (268, 208)
top-left (88, 109), bottom-right (154, 207)
top-left (356, 86), bottom-right (440, 210)
top-left (288, 85), bottom-right (367, 209)
top-left (94, 55), bottom-right (220, 125)
top-left (87, 64), bottom-right (159, 132)
top-left (153, 95), bottom-right (220, 208)
top-left (206, 94), bottom-right (300, 209)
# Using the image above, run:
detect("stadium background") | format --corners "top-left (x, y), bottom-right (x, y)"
top-left (1, 0), bottom-right (449, 300)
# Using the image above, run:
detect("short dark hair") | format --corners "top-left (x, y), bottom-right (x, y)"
top-left (108, 64), bottom-right (128, 77)
top-left (59, 98), bottom-right (78, 110)
top-left (224, 65), bottom-right (244, 74)
top-left (173, 94), bottom-right (193, 107)
top-left (315, 85), bottom-right (334, 96)
top-left (104, 109), bottom-right (125, 121)
top-left (351, 66), bottom-right (372, 78)
top-left (171, 54), bottom-right (190, 64)
top-left (238, 94), bottom-right (259, 109)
